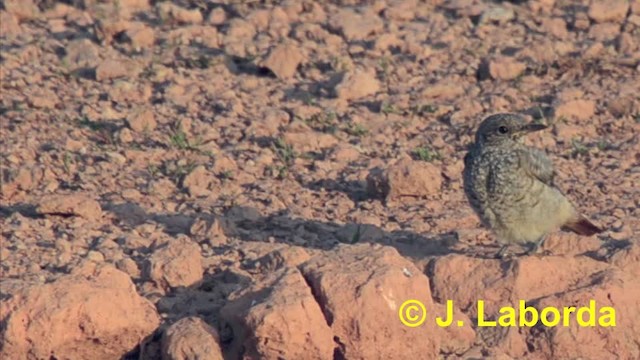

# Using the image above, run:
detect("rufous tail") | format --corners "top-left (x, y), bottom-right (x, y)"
top-left (562, 215), bottom-right (604, 236)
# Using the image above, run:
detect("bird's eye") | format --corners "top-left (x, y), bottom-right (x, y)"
top-left (498, 126), bottom-right (509, 134)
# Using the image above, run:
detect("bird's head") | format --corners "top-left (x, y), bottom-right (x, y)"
top-left (475, 113), bottom-right (547, 146)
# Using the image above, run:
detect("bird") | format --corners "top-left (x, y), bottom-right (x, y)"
top-left (462, 113), bottom-right (603, 257)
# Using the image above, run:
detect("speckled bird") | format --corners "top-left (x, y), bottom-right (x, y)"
top-left (462, 113), bottom-right (603, 257)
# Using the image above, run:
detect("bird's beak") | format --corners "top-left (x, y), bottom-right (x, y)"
top-left (522, 123), bottom-right (548, 133)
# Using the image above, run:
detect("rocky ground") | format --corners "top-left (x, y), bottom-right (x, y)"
top-left (1, 0), bottom-right (639, 359)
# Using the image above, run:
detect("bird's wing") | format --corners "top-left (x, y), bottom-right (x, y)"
top-left (518, 148), bottom-right (556, 186)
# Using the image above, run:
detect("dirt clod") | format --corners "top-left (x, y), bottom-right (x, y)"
top-left (162, 317), bottom-right (223, 360)
top-left (0, 266), bottom-right (160, 359)
top-left (37, 194), bottom-right (103, 221)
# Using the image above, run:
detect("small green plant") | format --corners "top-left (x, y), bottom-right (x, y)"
top-left (570, 139), bottom-right (589, 157)
top-left (160, 159), bottom-right (198, 184)
top-left (140, 64), bottom-right (156, 79)
top-left (147, 164), bottom-right (159, 177)
top-left (169, 129), bottom-right (189, 149)
top-left (330, 56), bottom-right (352, 72)
top-left (168, 121), bottom-right (203, 151)
top-left (269, 138), bottom-right (296, 179)
top-left (301, 92), bottom-right (318, 106)
top-left (265, 165), bottom-right (291, 180)
top-left (219, 170), bottom-right (233, 181)
top-left (381, 102), bottom-right (400, 115)
top-left (62, 152), bottom-right (73, 174)
top-left (596, 139), bottom-right (611, 152)
top-left (303, 111), bottom-right (338, 134)
top-left (344, 122), bottom-right (368, 137)
top-left (412, 147), bottom-right (441, 162)
top-left (273, 138), bottom-right (296, 166)
top-left (411, 104), bottom-right (438, 116)
top-left (377, 56), bottom-right (392, 78)
top-left (184, 55), bottom-right (211, 69)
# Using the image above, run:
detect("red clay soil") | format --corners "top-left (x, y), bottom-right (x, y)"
top-left (1, 0), bottom-right (639, 359)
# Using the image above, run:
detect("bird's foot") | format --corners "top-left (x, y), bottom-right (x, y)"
top-left (495, 245), bottom-right (514, 260)
top-left (524, 236), bottom-right (551, 257)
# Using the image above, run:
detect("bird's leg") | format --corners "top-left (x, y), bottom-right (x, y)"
top-left (525, 236), bottom-right (549, 256)
top-left (495, 245), bottom-right (510, 259)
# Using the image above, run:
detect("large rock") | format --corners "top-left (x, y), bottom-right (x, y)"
top-left (299, 244), bottom-right (474, 359)
top-left (430, 253), bottom-right (609, 318)
top-left (429, 249), bottom-right (632, 357)
top-left (532, 269), bottom-right (640, 359)
top-left (0, 266), bottom-right (160, 359)
top-left (162, 317), bottom-right (223, 360)
top-left (222, 244), bottom-right (475, 359)
top-left (221, 267), bottom-right (334, 359)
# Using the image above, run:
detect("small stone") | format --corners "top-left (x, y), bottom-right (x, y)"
top-left (529, 0), bottom-right (556, 13)
top-left (145, 236), bottom-right (203, 288)
top-left (95, 59), bottom-right (140, 81)
top-left (0, 11), bottom-right (21, 36)
top-left (542, 17), bottom-right (568, 38)
top-left (29, 94), bottom-right (58, 109)
top-left (483, 57), bottom-right (526, 81)
top-left (162, 317), bottom-right (223, 360)
top-left (554, 99), bottom-right (596, 121)
top-left (118, 128), bottom-right (134, 143)
top-left (588, 23), bottom-right (622, 41)
top-left (384, 0), bottom-right (418, 21)
top-left (212, 154), bottom-right (237, 174)
top-left (3, 0), bottom-right (39, 20)
top-left (127, 108), bottom-right (157, 132)
top-left (207, 7), bottom-right (226, 25)
top-left (116, 257), bottom-right (141, 278)
top-left (125, 24), bottom-right (155, 49)
top-left (260, 42), bottom-right (305, 79)
top-left (421, 82), bottom-right (465, 100)
top-left (106, 152), bottom-right (127, 165)
top-left (588, 0), bottom-right (630, 23)
top-left (374, 33), bottom-right (402, 52)
top-left (367, 158), bottom-right (443, 202)
top-left (87, 250), bottom-right (105, 263)
top-left (182, 165), bottom-right (212, 197)
top-left (616, 33), bottom-right (636, 55)
top-left (157, 2), bottom-right (203, 24)
top-left (335, 68), bottom-right (380, 101)
top-left (479, 6), bottom-right (515, 24)
top-left (37, 194), bottom-right (103, 221)
top-left (608, 97), bottom-right (635, 117)
top-left (150, 179), bottom-right (177, 197)
top-left (329, 9), bottom-right (384, 41)
top-left (330, 144), bottom-right (361, 163)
